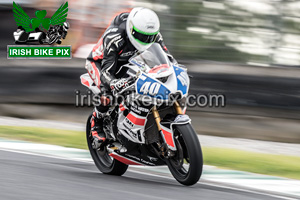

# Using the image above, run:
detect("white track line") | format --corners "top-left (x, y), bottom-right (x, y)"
top-left (0, 147), bottom-right (298, 200)
top-left (128, 169), bottom-right (299, 200)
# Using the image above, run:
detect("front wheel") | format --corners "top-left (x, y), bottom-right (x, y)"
top-left (86, 114), bottom-right (128, 176)
top-left (48, 34), bottom-right (58, 45)
top-left (166, 123), bottom-right (203, 186)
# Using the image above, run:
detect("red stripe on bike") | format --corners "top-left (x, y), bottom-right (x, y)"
top-left (148, 64), bottom-right (170, 74)
top-left (119, 103), bottom-right (125, 111)
top-left (109, 153), bottom-right (142, 165)
top-left (161, 128), bottom-right (175, 147)
top-left (126, 113), bottom-right (145, 126)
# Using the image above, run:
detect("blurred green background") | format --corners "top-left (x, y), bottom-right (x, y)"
top-left (0, 0), bottom-right (300, 143)
top-left (157, 0), bottom-right (300, 66)
top-left (2, 0), bottom-right (300, 66)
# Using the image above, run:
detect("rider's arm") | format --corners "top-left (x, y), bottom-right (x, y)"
top-left (155, 32), bottom-right (170, 54)
top-left (100, 33), bottom-right (124, 88)
top-left (155, 33), bottom-right (177, 64)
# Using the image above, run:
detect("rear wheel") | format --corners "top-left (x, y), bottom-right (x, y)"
top-left (86, 114), bottom-right (128, 175)
top-left (166, 123), bottom-right (203, 185)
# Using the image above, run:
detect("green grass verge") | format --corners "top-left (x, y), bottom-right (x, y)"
top-left (0, 126), bottom-right (87, 149)
top-left (0, 125), bottom-right (299, 180)
top-left (203, 147), bottom-right (300, 180)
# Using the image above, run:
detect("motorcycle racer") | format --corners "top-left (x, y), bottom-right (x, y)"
top-left (85, 7), bottom-right (175, 149)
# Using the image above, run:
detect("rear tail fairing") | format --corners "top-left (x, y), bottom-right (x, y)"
top-left (80, 73), bottom-right (101, 94)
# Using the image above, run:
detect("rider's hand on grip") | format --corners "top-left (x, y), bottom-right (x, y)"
top-left (110, 78), bottom-right (129, 94)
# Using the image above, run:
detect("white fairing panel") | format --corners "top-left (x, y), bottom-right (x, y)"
top-left (160, 124), bottom-right (177, 150)
top-left (29, 32), bottom-right (42, 40)
top-left (117, 101), bottom-right (148, 144)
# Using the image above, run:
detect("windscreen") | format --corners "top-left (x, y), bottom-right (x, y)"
top-left (129, 43), bottom-right (171, 69)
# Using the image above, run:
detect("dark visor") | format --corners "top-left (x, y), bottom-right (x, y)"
top-left (132, 26), bottom-right (158, 44)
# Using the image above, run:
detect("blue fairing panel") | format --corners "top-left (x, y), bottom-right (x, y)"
top-left (136, 73), bottom-right (171, 100)
top-left (173, 66), bottom-right (188, 96)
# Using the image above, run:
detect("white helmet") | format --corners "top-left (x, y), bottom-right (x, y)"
top-left (126, 7), bottom-right (160, 52)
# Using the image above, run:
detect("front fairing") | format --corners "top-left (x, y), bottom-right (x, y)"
top-left (135, 65), bottom-right (190, 102)
top-left (126, 43), bottom-right (190, 102)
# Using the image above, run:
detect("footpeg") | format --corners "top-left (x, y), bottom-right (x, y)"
top-left (107, 142), bottom-right (127, 153)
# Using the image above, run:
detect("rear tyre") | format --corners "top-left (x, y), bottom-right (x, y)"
top-left (86, 114), bottom-right (128, 176)
top-left (166, 123), bottom-right (203, 186)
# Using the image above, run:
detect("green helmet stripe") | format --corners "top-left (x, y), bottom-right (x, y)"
top-left (132, 25), bottom-right (159, 35)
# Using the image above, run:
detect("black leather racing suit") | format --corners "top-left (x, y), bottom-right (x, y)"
top-left (85, 12), bottom-right (170, 112)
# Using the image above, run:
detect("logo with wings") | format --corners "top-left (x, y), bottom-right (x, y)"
top-left (12, 1), bottom-right (70, 45)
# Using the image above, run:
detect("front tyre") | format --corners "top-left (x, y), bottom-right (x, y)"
top-left (166, 123), bottom-right (203, 186)
top-left (86, 114), bottom-right (128, 176)
top-left (48, 34), bottom-right (58, 45)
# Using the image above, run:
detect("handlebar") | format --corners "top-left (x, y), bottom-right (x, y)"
top-left (114, 76), bottom-right (137, 96)
top-left (126, 76), bottom-right (136, 85)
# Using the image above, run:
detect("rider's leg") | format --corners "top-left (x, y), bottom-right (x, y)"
top-left (90, 89), bottom-right (112, 149)
top-left (85, 59), bottom-right (113, 148)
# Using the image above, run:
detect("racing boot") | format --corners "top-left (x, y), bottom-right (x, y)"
top-left (91, 109), bottom-right (106, 149)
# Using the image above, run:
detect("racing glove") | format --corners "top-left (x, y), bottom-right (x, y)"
top-left (110, 78), bottom-right (129, 94)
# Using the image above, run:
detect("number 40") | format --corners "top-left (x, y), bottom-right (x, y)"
top-left (140, 82), bottom-right (161, 96)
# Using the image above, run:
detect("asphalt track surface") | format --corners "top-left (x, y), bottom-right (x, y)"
top-left (0, 149), bottom-right (290, 200)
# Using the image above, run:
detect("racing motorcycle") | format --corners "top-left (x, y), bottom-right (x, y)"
top-left (45, 22), bottom-right (70, 45)
top-left (80, 43), bottom-right (203, 186)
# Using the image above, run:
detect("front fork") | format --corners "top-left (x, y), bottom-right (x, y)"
top-left (152, 101), bottom-right (183, 128)
top-left (152, 101), bottom-right (183, 157)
